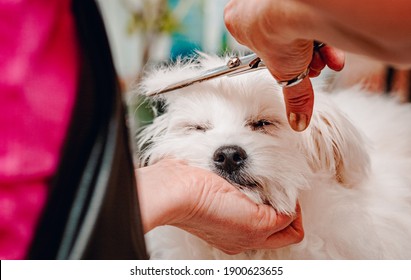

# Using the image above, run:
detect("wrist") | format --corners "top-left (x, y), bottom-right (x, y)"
top-left (135, 160), bottom-right (196, 233)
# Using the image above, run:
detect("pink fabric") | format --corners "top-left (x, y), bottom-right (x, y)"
top-left (0, 0), bottom-right (78, 259)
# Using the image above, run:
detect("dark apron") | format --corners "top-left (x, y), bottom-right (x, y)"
top-left (27, 0), bottom-right (147, 259)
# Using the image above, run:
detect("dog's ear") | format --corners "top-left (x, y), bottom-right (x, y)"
top-left (299, 97), bottom-right (370, 187)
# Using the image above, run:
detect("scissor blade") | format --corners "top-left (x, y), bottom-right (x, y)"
top-left (146, 53), bottom-right (263, 97)
top-left (146, 64), bottom-right (232, 97)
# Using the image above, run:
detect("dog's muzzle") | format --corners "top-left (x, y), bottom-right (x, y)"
top-left (212, 145), bottom-right (260, 189)
top-left (213, 145), bottom-right (247, 173)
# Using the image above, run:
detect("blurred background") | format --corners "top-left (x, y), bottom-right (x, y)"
top-left (97, 0), bottom-right (244, 87)
top-left (96, 0), bottom-right (247, 140)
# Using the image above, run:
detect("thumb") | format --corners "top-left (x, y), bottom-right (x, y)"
top-left (282, 77), bottom-right (314, 132)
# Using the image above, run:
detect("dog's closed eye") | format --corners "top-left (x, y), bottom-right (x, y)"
top-left (184, 123), bottom-right (211, 133)
top-left (248, 119), bottom-right (279, 133)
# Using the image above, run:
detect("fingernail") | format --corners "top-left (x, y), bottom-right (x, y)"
top-left (289, 113), bottom-right (308, 132)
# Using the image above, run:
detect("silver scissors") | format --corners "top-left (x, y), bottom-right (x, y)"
top-left (146, 41), bottom-right (325, 97)
top-left (146, 53), bottom-right (266, 97)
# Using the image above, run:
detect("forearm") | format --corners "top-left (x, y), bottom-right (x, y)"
top-left (135, 160), bottom-right (205, 233)
top-left (226, 0), bottom-right (411, 66)
top-left (135, 164), bottom-right (184, 233)
top-left (294, 0), bottom-right (411, 65)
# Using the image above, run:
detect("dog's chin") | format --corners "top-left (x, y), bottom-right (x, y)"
top-left (214, 169), bottom-right (270, 205)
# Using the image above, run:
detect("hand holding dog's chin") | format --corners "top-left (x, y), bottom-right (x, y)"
top-left (136, 159), bottom-right (304, 254)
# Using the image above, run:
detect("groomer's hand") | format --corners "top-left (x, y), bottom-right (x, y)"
top-left (136, 159), bottom-right (304, 254)
top-left (224, 0), bottom-right (344, 131)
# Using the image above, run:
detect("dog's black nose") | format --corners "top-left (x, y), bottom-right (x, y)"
top-left (213, 145), bottom-right (248, 173)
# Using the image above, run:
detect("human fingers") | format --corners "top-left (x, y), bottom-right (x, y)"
top-left (309, 50), bottom-right (326, 77)
top-left (319, 45), bottom-right (345, 71)
top-left (255, 40), bottom-right (314, 132)
top-left (311, 44), bottom-right (345, 76)
top-left (282, 77), bottom-right (314, 132)
top-left (251, 203), bottom-right (295, 235)
top-left (282, 46), bottom-right (345, 131)
top-left (263, 203), bottom-right (304, 249)
top-left (222, 202), bottom-right (304, 254)
top-left (310, 44), bottom-right (345, 76)
top-left (210, 203), bottom-right (297, 255)
top-left (225, 0), bottom-right (315, 131)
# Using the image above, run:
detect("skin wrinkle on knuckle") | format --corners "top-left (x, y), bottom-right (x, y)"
top-left (296, 230), bottom-right (305, 242)
top-left (293, 220), bottom-right (305, 242)
top-left (289, 227), bottom-right (304, 244)
top-left (252, 205), bottom-right (277, 237)
top-left (286, 93), bottom-right (312, 108)
top-left (286, 220), bottom-right (304, 243)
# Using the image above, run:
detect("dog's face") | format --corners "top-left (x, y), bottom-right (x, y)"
top-left (137, 55), bottom-right (369, 214)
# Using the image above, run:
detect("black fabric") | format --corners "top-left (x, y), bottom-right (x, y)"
top-left (407, 70), bottom-right (411, 102)
top-left (27, 0), bottom-right (147, 259)
top-left (385, 66), bottom-right (395, 94)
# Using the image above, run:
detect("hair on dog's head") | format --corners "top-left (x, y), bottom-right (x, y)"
top-left (135, 53), bottom-right (370, 214)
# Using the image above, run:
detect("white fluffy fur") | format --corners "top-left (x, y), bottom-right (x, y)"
top-left (135, 54), bottom-right (411, 259)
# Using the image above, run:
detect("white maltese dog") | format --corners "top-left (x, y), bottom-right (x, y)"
top-left (135, 54), bottom-right (411, 259)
